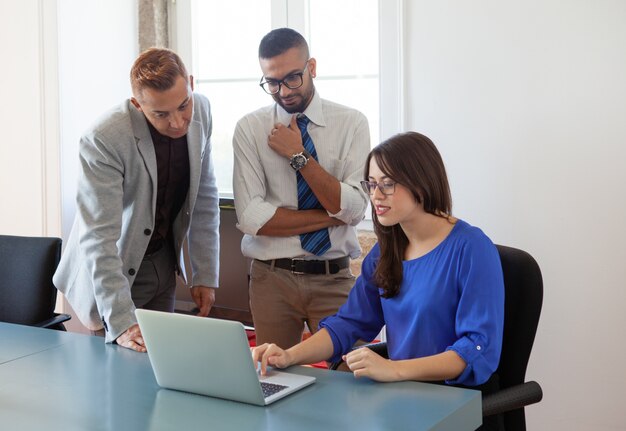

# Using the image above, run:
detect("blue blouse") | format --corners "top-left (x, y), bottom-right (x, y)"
top-left (319, 219), bottom-right (504, 386)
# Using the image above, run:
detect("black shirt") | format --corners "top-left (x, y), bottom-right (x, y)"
top-left (144, 119), bottom-right (190, 255)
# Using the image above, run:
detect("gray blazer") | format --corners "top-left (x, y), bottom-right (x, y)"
top-left (53, 93), bottom-right (220, 342)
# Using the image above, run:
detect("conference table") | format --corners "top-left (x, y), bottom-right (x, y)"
top-left (0, 322), bottom-right (482, 430)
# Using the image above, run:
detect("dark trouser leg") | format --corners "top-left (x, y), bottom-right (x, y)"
top-left (131, 243), bottom-right (177, 313)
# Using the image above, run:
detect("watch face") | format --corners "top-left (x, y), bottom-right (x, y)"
top-left (290, 153), bottom-right (308, 170)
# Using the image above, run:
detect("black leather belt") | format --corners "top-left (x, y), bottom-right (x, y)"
top-left (258, 256), bottom-right (350, 275)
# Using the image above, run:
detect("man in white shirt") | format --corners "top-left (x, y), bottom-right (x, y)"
top-left (233, 28), bottom-right (370, 349)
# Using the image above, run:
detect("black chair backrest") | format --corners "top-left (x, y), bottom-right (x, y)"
top-left (495, 245), bottom-right (543, 430)
top-left (0, 235), bottom-right (62, 326)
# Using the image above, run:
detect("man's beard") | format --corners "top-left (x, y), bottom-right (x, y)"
top-left (273, 87), bottom-right (315, 114)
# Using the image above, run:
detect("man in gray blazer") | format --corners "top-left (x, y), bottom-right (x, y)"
top-left (54, 48), bottom-right (220, 351)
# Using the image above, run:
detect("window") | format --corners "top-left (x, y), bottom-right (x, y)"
top-left (308, 0), bottom-right (379, 166)
top-left (172, 0), bottom-right (400, 198)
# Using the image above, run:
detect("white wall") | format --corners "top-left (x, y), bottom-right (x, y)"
top-left (0, 0), bottom-right (137, 330)
top-left (403, 1), bottom-right (626, 429)
top-left (57, 0), bottom-right (138, 238)
top-left (0, 0), bottom-right (60, 237)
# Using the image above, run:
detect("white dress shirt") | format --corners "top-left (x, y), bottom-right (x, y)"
top-left (233, 91), bottom-right (370, 260)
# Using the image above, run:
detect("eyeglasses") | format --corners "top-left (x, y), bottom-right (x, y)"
top-left (360, 180), bottom-right (396, 196)
top-left (259, 60), bottom-right (310, 95)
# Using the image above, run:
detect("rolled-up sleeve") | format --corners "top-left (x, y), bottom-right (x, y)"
top-left (328, 113), bottom-right (370, 225)
top-left (232, 119), bottom-right (278, 235)
top-left (445, 239), bottom-right (504, 386)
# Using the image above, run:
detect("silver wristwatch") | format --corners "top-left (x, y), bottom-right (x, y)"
top-left (289, 150), bottom-right (311, 171)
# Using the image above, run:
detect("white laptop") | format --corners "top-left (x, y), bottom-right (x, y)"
top-left (135, 309), bottom-right (316, 406)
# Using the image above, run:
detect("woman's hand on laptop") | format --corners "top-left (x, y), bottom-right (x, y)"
top-left (252, 329), bottom-right (335, 375)
top-left (115, 324), bottom-right (147, 353)
top-left (252, 343), bottom-right (293, 375)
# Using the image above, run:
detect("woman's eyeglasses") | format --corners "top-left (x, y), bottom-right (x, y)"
top-left (360, 181), bottom-right (396, 195)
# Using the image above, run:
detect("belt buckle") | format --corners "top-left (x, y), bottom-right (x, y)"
top-left (290, 258), bottom-right (306, 275)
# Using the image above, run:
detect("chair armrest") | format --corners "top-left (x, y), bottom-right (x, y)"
top-left (363, 341), bottom-right (389, 358)
top-left (329, 341), bottom-right (389, 370)
top-left (482, 380), bottom-right (543, 417)
top-left (35, 313), bottom-right (71, 330)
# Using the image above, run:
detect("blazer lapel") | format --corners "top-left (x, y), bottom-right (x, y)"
top-left (128, 101), bottom-right (158, 212)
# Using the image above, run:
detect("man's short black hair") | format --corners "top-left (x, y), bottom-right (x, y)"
top-left (258, 27), bottom-right (309, 59)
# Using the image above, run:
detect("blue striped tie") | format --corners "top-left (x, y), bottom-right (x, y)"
top-left (296, 115), bottom-right (331, 256)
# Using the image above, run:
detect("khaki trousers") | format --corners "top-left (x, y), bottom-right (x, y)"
top-left (249, 259), bottom-right (355, 349)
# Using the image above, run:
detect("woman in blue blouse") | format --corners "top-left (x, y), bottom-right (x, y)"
top-left (253, 131), bottom-right (504, 387)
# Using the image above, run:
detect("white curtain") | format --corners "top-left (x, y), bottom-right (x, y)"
top-left (138, 0), bottom-right (169, 51)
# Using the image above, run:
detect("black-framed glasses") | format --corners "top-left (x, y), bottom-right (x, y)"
top-left (360, 180), bottom-right (396, 196)
top-left (259, 60), bottom-right (310, 95)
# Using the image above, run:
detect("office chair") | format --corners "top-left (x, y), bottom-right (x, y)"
top-left (0, 234), bottom-right (71, 330)
top-left (330, 245), bottom-right (543, 431)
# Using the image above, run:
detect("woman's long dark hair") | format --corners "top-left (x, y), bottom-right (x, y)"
top-left (365, 132), bottom-right (452, 298)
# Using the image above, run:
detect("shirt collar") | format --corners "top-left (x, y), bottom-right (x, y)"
top-left (276, 90), bottom-right (326, 128)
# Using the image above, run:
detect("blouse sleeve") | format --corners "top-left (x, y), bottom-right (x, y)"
top-left (319, 245), bottom-right (385, 362)
top-left (446, 234), bottom-right (505, 386)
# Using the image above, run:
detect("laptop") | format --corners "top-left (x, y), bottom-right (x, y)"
top-left (135, 309), bottom-right (316, 406)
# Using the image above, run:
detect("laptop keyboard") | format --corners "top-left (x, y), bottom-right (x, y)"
top-left (261, 382), bottom-right (288, 398)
